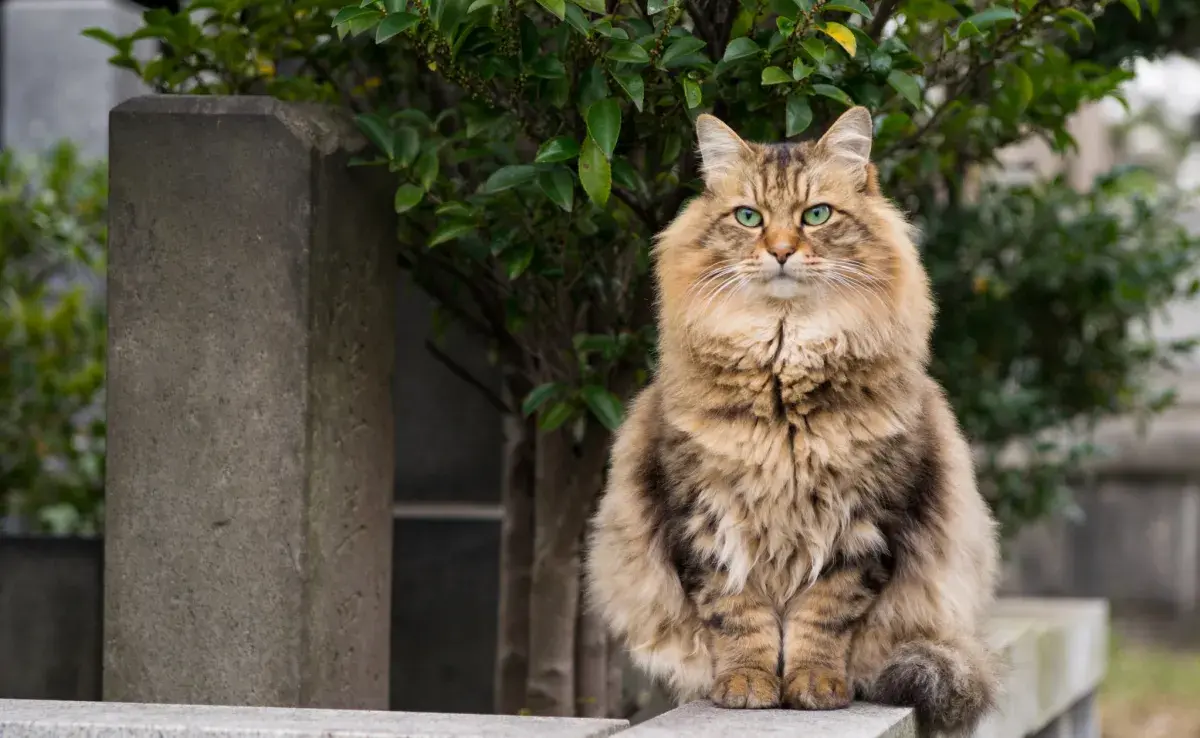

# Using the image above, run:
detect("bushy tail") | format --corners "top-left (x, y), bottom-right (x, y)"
top-left (866, 637), bottom-right (999, 737)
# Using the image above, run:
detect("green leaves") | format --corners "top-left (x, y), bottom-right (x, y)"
top-left (682, 78), bottom-right (702, 108)
top-left (965, 6), bottom-right (1019, 28)
top-left (415, 148), bottom-right (439, 189)
top-left (429, 220), bottom-right (476, 247)
top-left (722, 37), bottom-right (760, 62)
top-left (536, 136), bottom-right (580, 163)
top-left (606, 40), bottom-right (650, 64)
top-left (332, 6), bottom-right (382, 36)
top-left (579, 136), bottom-right (611, 207)
top-left (1057, 7), bottom-right (1095, 33)
top-left (581, 385), bottom-right (624, 430)
top-left (586, 98), bottom-right (621, 159)
top-left (824, 0), bottom-right (872, 18)
top-left (483, 165), bottom-right (538, 193)
top-left (538, 168), bottom-right (575, 212)
top-left (761, 66), bottom-right (791, 85)
top-left (614, 72), bottom-right (645, 111)
top-left (887, 70), bottom-right (921, 108)
top-left (1010, 67), bottom-right (1034, 112)
top-left (785, 93), bottom-right (813, 137)
top-left (1118, 0), bottom-right (1141, 21)
top-left (812, 83), bottom-right (853, 107)
top-left (522, 383), bottom-right (562, 417)
top-left (525, 384), bottom-right (624, 431)
top-left (661, 36), bottom-right (706, 67)
top-left (375, 12), bottom-right (418, 42)
top-left (534, 0), bottom-right (566, 18)
top-left (792, 60), bottom-right (813, 81)
top-left (801, 38), bottom-right (827, 63)
top-left (394, 183), bottom-right (424, 213)
top-left (571, 0), bottom-right (606, 12)
top-left (355, 113), bottom-right (396, 158)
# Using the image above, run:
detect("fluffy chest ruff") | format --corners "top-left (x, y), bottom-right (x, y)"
top-left (657, 317), bottom-right (925, 605)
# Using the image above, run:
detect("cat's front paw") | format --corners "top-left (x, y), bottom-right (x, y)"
top-left (709, 668), bottom-right (781, 709)
top-left (783, 665), bottom-right (851, 710)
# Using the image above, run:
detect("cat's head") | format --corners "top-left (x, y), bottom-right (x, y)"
top-left (655, 107), bottom-right (931, 353)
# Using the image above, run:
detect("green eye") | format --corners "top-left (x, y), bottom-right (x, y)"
top-left (802, 204), bottom-right (832, 226)
top-left (734, 207), bottom-right (763, 227)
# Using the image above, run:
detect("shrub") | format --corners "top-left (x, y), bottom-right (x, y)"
top-left (0, 144), bottom-right (108, 536)
top-left (92, 0), bottom-right (1199, 716)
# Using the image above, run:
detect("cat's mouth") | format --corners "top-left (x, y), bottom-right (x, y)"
top-left (762, 272), bottom-right (805, 299)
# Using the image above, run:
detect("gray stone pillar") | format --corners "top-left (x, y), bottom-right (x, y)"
top-left (104, 96), bottom-right (396, 710)
top-left (1, 0), bottom-right (148, 156)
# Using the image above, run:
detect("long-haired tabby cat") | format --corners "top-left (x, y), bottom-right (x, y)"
top-left (586, 107), bottom-right (1000, 736)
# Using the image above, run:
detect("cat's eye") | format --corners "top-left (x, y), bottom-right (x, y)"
top-left (802, 204), bottom-right (833, 226)
top-left (734, 207), bottom-right (763, 228)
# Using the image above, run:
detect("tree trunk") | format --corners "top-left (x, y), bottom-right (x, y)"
top-left (525, 426), bottom-right (609, 716)
top-left (575, 585), bottom-right (608, 717)
top-left (606, 635), bottom-right (625, 718)
top-left (493, 394), bottom-right (536, 714)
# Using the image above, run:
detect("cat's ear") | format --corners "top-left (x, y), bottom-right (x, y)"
top-left (696, 114), bottom-right (749, 188)
top-left (817, 106), bottom-right (873, 171)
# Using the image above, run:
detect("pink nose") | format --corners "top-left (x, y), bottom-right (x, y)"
top-left (769, 242), bottom-right (796, 264)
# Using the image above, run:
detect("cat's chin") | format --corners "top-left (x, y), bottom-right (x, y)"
top-left (761, 276), bottom-right (804, 300)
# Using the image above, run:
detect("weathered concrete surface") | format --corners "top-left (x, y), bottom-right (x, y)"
top-left (990, 599), bottom-right (1107, 735)
top-left (974, 619), bottom-right (1037, 738)
top-left (619, 701), bottom-right (917, 738)
top-left (0, 700), bottom-right (628, 738)
top-left (104, 96), bottom-right (396, 709)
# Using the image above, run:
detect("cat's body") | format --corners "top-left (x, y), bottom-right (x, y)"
top-left (587, 108), bottom-right (1000, 735)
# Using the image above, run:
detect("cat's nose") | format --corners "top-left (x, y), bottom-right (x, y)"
top-left (769, 242), bottom-right (796, 264)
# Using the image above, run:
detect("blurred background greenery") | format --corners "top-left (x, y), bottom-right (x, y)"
top-left (0, 145), bottom-right (107, 535)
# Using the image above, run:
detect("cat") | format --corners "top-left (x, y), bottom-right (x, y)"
top-left (586, 107), bottom-right (1000, 736)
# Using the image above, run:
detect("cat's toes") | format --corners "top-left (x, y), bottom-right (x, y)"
top-left (783, 665), bottom-right (852, 710)
top-left (710, 668), bottom-right (781, 709)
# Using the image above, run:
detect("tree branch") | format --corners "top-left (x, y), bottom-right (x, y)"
top-left (867, 0), bottom-right (899, 41)
top-left (424, 338), bottom-right (514, 414)
top-left (612, 187), bottom-right (658, 231)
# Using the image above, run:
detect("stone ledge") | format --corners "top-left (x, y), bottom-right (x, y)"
top-left (620, 701), bottom-right (916, 738)
top-left (989, 598), bottom-right (1107, 734)
top-left (0, 700), bottom-right (628, 738)
top-left (0, 598), bottom-right (1105, 738)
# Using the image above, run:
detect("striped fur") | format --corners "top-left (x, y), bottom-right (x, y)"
top-left (586, 108), bottom-right (1000, 735)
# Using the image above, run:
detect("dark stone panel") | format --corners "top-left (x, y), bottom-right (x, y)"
top-left (393, 276), bottom-right (503, 505)
top-left (390, 518), bottom-right (500, 714)
top-left (0, 536), bottom-right (103, 700)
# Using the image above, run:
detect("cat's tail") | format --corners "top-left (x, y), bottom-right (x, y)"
top-left (866, 635), bottom-right (999, 737)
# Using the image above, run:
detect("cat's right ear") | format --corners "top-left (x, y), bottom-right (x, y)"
top-left (696, 115), bottom-right (748, 189)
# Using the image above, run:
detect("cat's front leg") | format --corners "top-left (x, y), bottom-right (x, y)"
top-left (697, 585), bottom-right (782, 709)
top-left (782, 556), bottom-right (889, 710)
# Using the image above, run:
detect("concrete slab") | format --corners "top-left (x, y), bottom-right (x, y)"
top-left (0, 700), bottom-right (628, 738)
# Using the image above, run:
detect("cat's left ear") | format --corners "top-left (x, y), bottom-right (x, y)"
top-left (817, 106), bottom-right (874, 174)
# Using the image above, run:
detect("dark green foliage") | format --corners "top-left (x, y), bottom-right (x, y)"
top-left (0, 145), bottom-right (108, 534)
top-left (922, 171), bottom-right (1197, 533)
top-left (89, 0), bottom-right (1200, 535)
